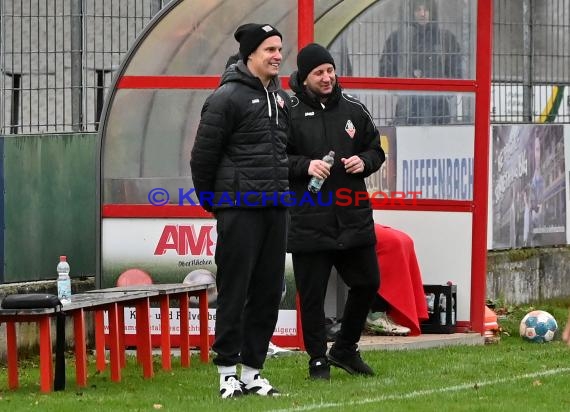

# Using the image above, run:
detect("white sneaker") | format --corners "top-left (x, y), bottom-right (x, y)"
top-left (366, 312), bottom-right (411, 336)
top-left (219, 375), bottom-right (244, 399)
top-left (267, 342), bottom-right (293, 357)
top-left (243, 374), bottom-right (280, 396)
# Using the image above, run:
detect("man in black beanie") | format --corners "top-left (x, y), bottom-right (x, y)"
top-left (190, 23), bottom-right (289, 398)
top-left (234, 23), bottom-right (282, 64)
top-left (287, 43), bottom-right (385, 380)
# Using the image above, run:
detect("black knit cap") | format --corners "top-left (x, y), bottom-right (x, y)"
top-left (234, 23), bottom-right (282, 64)
top-left (297, 43), bottom-right (335, 82)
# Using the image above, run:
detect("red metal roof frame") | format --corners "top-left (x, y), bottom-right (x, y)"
top-left (103, 0), bottom-right (492, 333)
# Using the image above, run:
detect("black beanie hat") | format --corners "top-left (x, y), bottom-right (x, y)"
top-left (297, 43), bottom-right (335, 82)
top-left (234, 23), bottom-right (282, 64)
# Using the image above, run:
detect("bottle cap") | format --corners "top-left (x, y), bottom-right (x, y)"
top-left (59, 255), bottom-right (67, 262)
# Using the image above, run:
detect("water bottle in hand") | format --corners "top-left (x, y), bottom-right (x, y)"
top-left (308, 151), bottom-right (335, 193)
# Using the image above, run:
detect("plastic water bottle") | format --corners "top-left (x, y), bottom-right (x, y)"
top-left (439, 293), bottom-right (447, 325)
top-left (308, 151), bottom-right (335, 193)
top-left (451, 296), bottom-right (456, 324)
top-left (57, 255), bottom-right (72, 305)
top-left (426, 293), bottom-right (435, 314)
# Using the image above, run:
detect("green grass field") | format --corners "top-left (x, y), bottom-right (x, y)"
top-left (1, 302), bottom-right (570, 411)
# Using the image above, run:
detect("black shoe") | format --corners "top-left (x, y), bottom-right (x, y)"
top-left (309, 357), bottom-right (330, 380)
top-left (328, 345), bottom-right (374, 376)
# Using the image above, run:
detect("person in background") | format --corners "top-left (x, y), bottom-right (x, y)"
top-left (190, 23), bottom-right (289, 398)
top-left (287, 43), bottom-right (385, 380)
top-left (225, 52), bottom-right (241, 69)
top-left (379, 0), bottom-right (462, 124)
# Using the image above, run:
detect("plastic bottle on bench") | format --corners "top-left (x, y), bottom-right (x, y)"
top-left (57, 255), bottom-right (72, 305)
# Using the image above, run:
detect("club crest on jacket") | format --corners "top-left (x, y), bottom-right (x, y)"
top-left (345, 119), bottom-right (356, 138)
top-left (276, 94), bottom-right (285, 108)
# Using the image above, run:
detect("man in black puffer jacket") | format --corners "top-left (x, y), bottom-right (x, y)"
top-left (288, 43), bottom-right (385, 380)
top-left (190, 23), bottom-right (289, 398)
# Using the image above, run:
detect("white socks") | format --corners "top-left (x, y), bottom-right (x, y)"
top-left (240, 365), bottom-right (260, 384)
top-left (218, 364), bottom-right (260, 385)
top-left (218, 365), bottom-right (237, 386)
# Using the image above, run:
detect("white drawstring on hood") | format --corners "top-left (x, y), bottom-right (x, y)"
top-left (265, 88), bottom-right (280, 125)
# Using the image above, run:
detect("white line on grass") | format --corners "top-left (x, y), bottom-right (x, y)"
top-left (271, 367), bottom-right (570, 412)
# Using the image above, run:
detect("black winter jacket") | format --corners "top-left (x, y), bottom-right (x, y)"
top-left (287, 72), bottom-right (385, 253)
top-left (190, 61), bottom-right (290, 211)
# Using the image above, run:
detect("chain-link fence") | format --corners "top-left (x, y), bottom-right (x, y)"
top-left (1, 0), bottom-right (569, 134)
top-left (0, 0), bottom-right (165, 134)
top-left (493, 0), bottom-right (570, 123)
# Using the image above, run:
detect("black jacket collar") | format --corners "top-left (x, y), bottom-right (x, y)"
top-left (289, 70), bottom-right (342, 110)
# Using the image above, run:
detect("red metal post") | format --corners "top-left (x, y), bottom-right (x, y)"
top-left (108, 303), bottom-right (122, 381)
top-left (6, 321), bottom-right (19, 389)
top-left (38, 317), bottom-right (53, 392)
top-left (471, 0), bottom-right (494, 334)
top-left (298, 0), bottom-right (314, 49)
top-left (73, 309), bottom-right (88, 387)
top-left (160, 295), bottom-right (172, 370)
top-left (135, 299), bottom-right (153, 378)
top-left (94, 310), bottom-right (107, 372)
top-left (118, 306), bottom-right (126, 367)
top-left (179, 293), bottom-right (190, 367)
top-left (198, 289), bottom-right (210, 363)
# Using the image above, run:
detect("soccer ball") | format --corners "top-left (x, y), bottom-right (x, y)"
top-left (519, 310), bottom-right (558, 343)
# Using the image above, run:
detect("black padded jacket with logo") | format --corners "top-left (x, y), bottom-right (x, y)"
top-left (190, 61), bottom-right (290, 212)
top-left (286, 71), bottom-right (385, 253)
